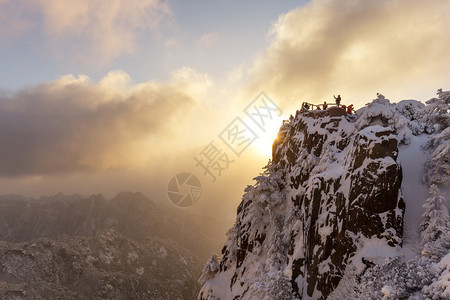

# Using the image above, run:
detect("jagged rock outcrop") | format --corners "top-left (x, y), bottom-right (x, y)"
top-left (199, 106), bottom-right (405, 299)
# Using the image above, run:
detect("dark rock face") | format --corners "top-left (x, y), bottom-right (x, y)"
top-left (199, 109), bottom-right (405, 299)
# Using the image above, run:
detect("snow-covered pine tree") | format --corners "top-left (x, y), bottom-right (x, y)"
top-left (423, 127), bottom-right (450, 185)
top-left (423, 88), bottom-right (450, 133)
top-left (329, 256), bottom-right (435, 299)
top-left (420, 185), bottom-right (450, 259)
top-left (421, 253), bottom-right (450, 299)
top-left (428, 140), bottom-right (450, 185)
top-left (199, 254), bottom-right (220, 285)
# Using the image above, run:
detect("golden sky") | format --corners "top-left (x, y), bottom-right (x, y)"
top-left (0, 0), bottom-right (449, 215)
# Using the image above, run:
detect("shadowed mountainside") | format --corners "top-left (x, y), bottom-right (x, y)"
top-left (0, 192), bottom-right (227, 299)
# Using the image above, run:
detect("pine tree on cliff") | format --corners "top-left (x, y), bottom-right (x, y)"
top-left (199, 254), bottom-right (220, 285)
top-left (422, 127), bottom-right (450, 185)
top-left (420, 184), bottom-right (450, 259)
top-left (423, 89), bottom-right (450, 133)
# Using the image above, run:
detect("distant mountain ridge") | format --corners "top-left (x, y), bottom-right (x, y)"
top-left (0, 192), bottom-right (221, 259)
top-left (0, 191), bottom-right (225, 299)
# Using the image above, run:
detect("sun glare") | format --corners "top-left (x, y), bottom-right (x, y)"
top-left (248, 116), bottom-right (284, 158)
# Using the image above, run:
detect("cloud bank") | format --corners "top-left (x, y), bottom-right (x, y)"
top-left (0, 70), bottom-right (202, 177)
top-left (247, 0), bottom-right (450, 107)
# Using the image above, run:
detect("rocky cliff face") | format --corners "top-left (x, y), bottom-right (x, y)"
top-left (199, 105), bottom-right (405, 299)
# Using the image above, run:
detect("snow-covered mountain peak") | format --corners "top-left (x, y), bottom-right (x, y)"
top-left (199, 90), bottom-right (449, 299)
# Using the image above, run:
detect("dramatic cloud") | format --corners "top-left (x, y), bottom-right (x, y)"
top-left (0, 70), bottom-right (203, 177)
top-left (0, 0), bottom-right (171, 63)
top-left (0, 67), bottom-right (268, 219)
top-left (247, 0), bottom-right (450, 107)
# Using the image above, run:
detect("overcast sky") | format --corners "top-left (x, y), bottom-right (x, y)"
top-left (0, 0), bottom-right (449, 215)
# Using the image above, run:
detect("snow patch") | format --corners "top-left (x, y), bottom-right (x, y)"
top-left (351, 237), bottom-right (402, 273)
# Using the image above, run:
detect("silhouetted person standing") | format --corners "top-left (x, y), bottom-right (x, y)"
top-left (334, 95), bottom-right (341, 106)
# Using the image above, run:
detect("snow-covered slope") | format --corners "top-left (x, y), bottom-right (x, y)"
top-left (398, 134), bottom-right (429, 257)
top-left (199, 91), bottom-right (449, 299)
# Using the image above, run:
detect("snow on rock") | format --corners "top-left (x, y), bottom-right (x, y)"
top-left (199, 101), bottom-right (405, 299)
top-left (199, 90), bottom-right (449, 300)
top-left (329, 184), bottom-right (449, 299)
top-left (136, 266), bottom-right (145, 275)
top-left (381, 285), bottom-right (394, 299)
top-left (356, 94), bottom-right (405, 143)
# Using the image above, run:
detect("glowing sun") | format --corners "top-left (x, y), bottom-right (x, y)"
top-left (249, 116), bottom-right (284, 158)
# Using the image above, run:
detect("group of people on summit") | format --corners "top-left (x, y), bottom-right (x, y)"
top-left (302, 94), bottom-right (354, 114)
top-left (334, 95), bottom-right (354, 114)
